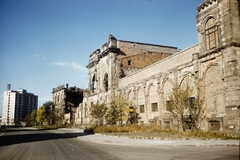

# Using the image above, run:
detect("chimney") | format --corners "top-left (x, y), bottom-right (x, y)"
top-left (7, 84), bottom-right (11, 91)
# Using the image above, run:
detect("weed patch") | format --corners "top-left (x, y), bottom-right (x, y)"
top-left (93, 125), bottom-right (238, 140)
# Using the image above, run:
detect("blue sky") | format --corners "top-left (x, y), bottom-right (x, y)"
top-left (0, 0), bottom-right (203, 116)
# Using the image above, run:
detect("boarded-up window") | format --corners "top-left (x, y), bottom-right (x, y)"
top-left (139, 105), bottom-right (144, 113)
top-left (205, 18), bottom-right (218, 50)
top-left (151, 102), bottom-right (158, 112)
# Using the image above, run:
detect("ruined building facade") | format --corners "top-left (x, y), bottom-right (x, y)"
top-left (52, 84), bottom-right (84, 125)
top-left (78, 0), bottom-right (240, 133)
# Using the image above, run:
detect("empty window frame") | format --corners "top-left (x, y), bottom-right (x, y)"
top-left (103, 73), bottom-right (108, 92)
top-left (151, 102), bottom-right (158, 112)
top-left (91, 74), bottom-right (96, 92)
top-left (166, 101), bottom-right (172, 111)
top-left (208, 120), bottom-right (220, 131)
top-left (139, 105), bottom-right (144, 113)
top-left (164, 121), bottom-right (171, 129)
top-left (205, 18), bottom-right (218, 50)
top-left (128, 60), bottom-right (132, 66)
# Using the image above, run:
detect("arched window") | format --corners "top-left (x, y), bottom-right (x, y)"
top-left (103, 73), bottom-right (108, 91)
top-left (205, 18), bottom-right (219, 50)
top-left (91, 74), bottom-right (96, 93)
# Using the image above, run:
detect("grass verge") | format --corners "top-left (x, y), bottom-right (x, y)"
top-left (92, 125), bottom-right (239, 140)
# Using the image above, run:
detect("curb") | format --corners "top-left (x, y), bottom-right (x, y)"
top-left (77, 134), bottom-right (240, 147)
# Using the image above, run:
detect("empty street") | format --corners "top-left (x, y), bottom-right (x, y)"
top-left (0, 128), bottom-right (239, 160)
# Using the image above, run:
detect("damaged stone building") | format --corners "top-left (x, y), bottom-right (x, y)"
top-left (77, 0), bottom-right (240, 133)
top-left (52, 84), bottom-right (84, 125)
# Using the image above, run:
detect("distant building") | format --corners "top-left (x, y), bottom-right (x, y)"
top-left (52, 84), bottom-right (85, 125)
top-left (1, 85), bottom-right (38, 126)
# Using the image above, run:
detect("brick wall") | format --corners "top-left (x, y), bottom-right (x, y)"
top-left (117, 40), bottom-right (178, 59)
top-left (119, 44), bottom-right (199, 88)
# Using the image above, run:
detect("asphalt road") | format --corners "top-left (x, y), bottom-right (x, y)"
top-left (0, 127), bottom-right (239, 160)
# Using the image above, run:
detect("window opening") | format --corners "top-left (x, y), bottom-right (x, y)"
top-left (166, 101), bottom-right (172, 111)
top-left (103, 73), bottom-right (108, 91)
top-left (139, 105), bottom-right (145, 113)
top-left (128, 60), bottom-right (132, 66)
top-left (151, 102), bottom-right (158, 112)
top-left (164, 121), bottom-right (171, 129)
top-left (205, 18), bottom-right (218, 50)
top-left (92, 74), bottom-right (96, 92)
top-left (208, 120), bottom-right (220, 131)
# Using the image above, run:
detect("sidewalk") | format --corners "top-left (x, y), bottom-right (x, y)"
top-left (78, 134), bottom-right (240, 147)
top-left (60, 128), bottom-right (240, 147)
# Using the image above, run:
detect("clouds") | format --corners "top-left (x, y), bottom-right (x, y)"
top-left (50, 62), bottom-right (87, 72)
top-left (31, 54), bottom-right (46, 60)
top-left (51, 62), bottom-right (67, 66)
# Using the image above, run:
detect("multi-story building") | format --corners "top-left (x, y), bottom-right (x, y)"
top-left (52, 84), bottom-right (84, 125)
top-left (79, 0), bottom-right (240, 134)
top-left (1, 85), bottom-right (38, 126)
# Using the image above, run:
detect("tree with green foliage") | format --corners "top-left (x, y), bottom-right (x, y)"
top-left (35, 101), bottom-right (55, 126)
top-left (166, 83), bottom-right (203, 132)
top-left (106, 95), bottom-right (131, 125)
top-left (43, 101), bottom-right (55, 125)
top-left (90, 102), bottom-right (108, 126)
top-left (30, 109), bottom-right (37, 125)
top-left (24, 101), bottom-right (64, 127)
top-left (36, 106), bottom-right (45, 125)
top-left (24, 115), bottom-right (31, 126)
top-left (54, 105), bottom-right (65, 128)
top-left (24, 110), bottom-right (37, 126)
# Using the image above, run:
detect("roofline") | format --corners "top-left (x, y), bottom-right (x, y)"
top-left (118, 40), bottom-right (178, 49)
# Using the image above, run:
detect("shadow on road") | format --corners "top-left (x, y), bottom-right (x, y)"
top-left (0, 127), bottom-right (94, 147)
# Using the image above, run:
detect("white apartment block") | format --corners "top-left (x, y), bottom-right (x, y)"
top-left (1, 85), bottom-right (38, 126)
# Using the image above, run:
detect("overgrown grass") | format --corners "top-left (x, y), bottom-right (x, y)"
top-left (183, 130), bottom-right (237, 140)
top-left (94, 125), bottom-right (177, 134)
top-left (30, 124), bottom-right (66, 129)
top-left (92, 125), bottom-right (238, 140)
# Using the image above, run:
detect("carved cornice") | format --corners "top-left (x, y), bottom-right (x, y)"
top-left (197, 0), bottom-right (217, 12)
top-left (86, 47), bottom-right (120, 68)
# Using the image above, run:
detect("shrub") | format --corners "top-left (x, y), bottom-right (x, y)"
top-left (93, 125), bottom-right (238, 140)
top-left (183, 130), bottom-right (237, 140)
